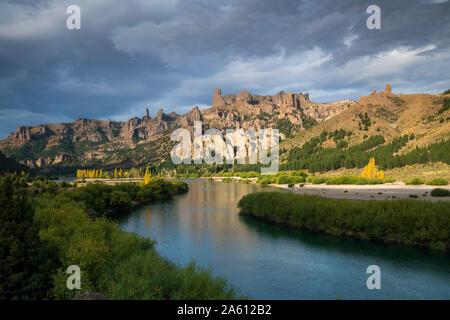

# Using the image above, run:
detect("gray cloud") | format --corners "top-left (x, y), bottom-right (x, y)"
top-left (0, 0), bottom-right (449, 138)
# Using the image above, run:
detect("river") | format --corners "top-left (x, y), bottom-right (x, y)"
top-left (118, 179), bottom-right (450, 300)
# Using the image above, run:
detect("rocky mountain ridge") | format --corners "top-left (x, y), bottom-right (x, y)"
top-left (0, 88), bottom-right (355, 169)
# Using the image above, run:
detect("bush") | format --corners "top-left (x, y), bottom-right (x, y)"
top-left (326, 176), bottom-right (384, 185)
top-left (65, 179), bottom-right (188, 215)
top-left (405, 178), bottom-right (424, 185)
top-left (238, 192), bottom-right (450, 251)
top-left (306, 176), bottom-right (328, 184)
top-left (109, 191), bottom-right (132, 209)
top-left (431, 188), bottom-right (450, 197)
top-left (425, 178), bottom-right (448, 186)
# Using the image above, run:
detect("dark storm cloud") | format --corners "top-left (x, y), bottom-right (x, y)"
top-left (0, 0), bottom-right (449, 137)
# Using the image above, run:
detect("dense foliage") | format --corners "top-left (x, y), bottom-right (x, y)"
top-left (1, 176), bottom-right (242, 299)
top-left (238, 192), bottom-right (450, 251)
top-left (0, 176), bottom-right (53, 299)
top-left (66, 178), bottom-right (188, 216)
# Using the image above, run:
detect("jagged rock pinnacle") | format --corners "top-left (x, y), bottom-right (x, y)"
top-left (385, 83), bottom-right (392, 95)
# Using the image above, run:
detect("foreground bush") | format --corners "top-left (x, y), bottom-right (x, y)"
top-left (238, 192), bottom-right (449, 251)
top-left (0, 176), bottom-right (53, 299)
top-left (31, 180), bottom-right (243, 299)
top-left (431, 188), bottom-right (450, 197)
top-left (426, 178), bottom-right (448, 186)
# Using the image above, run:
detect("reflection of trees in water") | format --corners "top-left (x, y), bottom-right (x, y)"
top-left (240, 216), bottom-right (450, 272)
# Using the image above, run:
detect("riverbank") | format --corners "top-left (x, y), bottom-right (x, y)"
top-left (207, 176), bottom-right (450, 201)
top-left (238, 192), bottom-right (450, 251)
top-left (274, 183), bottom-right (450, 201)
top-left (1, 175), bottom-right (244, 299)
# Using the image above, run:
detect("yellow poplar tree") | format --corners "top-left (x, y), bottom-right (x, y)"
top-left (361, 157), bottom-right (384, 179)
top-left (114, 168), bottom-right (118, 178)
top-left (144, 167), bottom-right (151, 185)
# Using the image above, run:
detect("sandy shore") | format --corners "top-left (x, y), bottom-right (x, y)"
top-left (272, 183), bottom-right (450, 201)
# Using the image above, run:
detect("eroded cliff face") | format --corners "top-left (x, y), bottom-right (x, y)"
top-left (0, 88), bottom-right (353, 168)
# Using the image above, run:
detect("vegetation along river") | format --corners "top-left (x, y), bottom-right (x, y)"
top-left (118, 179), bottom-right (450, 299)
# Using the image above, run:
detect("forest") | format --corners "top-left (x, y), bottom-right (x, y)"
top-left (282, 134), bottom-right (450, 172)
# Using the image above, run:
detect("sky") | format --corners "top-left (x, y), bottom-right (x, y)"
top-left (0, 0), bottom-right (449, 138)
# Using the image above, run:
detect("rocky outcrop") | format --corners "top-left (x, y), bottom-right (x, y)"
top-left (385, 83), bottom-right (392, 95)
top-left (11, 126), bottom-right (32, 141)
top-left (359, 84), bottom-right (398, 106)
top-left (212, 88), bottom-right (309, 110)
top-left (212, 88), bottom-right (226, 109)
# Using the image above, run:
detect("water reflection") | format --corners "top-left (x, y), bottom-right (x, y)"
top-left (119, 179), bottom-right (450, 299)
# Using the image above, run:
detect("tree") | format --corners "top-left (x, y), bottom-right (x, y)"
top-left (114, 168), bottom-right (118, 179)
top-left (0, 176), bottom-right (53, 299)
top-left (144, 167), bottom-right (151, 185)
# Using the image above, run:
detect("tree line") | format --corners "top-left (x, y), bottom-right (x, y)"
top-left (282, 134), bottom-right (450, 172)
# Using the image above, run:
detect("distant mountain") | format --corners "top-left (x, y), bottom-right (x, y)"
top-left (280, 84), bottom-right (450, 171)
top-left (282, 84), bottom-right (450, 152)
top-left (0, 89), bottom-right (354, 170)
top-left (0, 85), bottom-right (448, 173)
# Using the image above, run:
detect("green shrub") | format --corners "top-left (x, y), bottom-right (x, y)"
top-left (109, 191), bottom-right (132, 209)
top-left (431, 188), bottom-right (450, 197)
top-left (405, 178), bottom-right (424, 185)
top-left (306, 176), bottom-right (328, 184)
top-left (425, 178), bottom-right (448, 186)
top-left (325, 175), bottom-right (384, 185)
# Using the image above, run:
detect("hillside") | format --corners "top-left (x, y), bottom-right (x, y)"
top-left (280, 84), bottom-right (450, 172)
